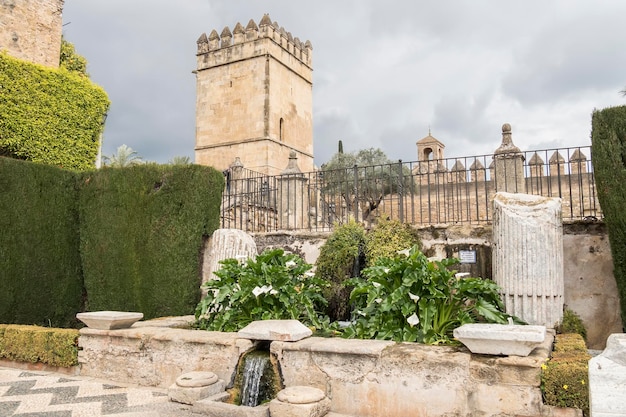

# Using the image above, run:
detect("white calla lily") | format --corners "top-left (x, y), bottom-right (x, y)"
top-left (407, 313), bottom-right (420, 327)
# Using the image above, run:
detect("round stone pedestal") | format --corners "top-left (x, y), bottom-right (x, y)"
top-left (269, 386), bottom-right (330, 417)
top-left (168, 371), bottom-right (225, 405)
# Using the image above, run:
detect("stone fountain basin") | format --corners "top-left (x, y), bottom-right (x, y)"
top-left (453, 323), bottom-right (546, 356)
top-left (76, 311), bottom-right (143, 330)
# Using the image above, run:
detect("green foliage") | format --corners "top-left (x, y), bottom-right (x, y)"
top-left (557, 309), bottom-right (587, 341)
top-left (541, 334), bottom-right (590, 416)
top-left (591, 105), bottom-right (626, 330)
top-left (103, 144), bottom-right (143, 167)
top-left (365, 218), bottom-right (421, 266)
top-left (314, 221), bottom-right (366, 321)
top-left (344, 245), bottom-right (516, 344)
top-left (79, 164), bottom-right (224, 319)
top-left (59, 38), bottom-right (88, 76)
top-left (0, 325), bottom-right (79, 368)
top-left (321, 148), bottom-right (410, 220)
top-left (0, 157), bottom-right (83, 327)
top-left (168, 156), bottom-right (192, 165)
top-left (0, 53), bottom-right (109, 170)
top-left (195, 249), bottom-right (330, 331)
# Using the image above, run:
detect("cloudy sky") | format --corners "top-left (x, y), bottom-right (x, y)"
top-left (62, 1), bottom-right (626, 168)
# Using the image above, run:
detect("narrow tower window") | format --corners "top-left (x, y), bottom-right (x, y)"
top-left (279, 118), bottom-right (284, 142)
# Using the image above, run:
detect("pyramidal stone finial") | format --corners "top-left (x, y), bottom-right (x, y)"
top-left (259, 14), bottom-right (272, 27)
top-left (197, 33), bottom-right (208, 44)
top-left (494, 123), bottom-right (521, 155)
top-left (246, 19), bottom-right (258, 31)
top-left (233, 22), bottom-right (245, 34)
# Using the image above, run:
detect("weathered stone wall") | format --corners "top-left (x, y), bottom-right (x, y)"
top-left (272, 335), bottom-right (553, 417)
top-left (0, 0), bottom-right (64, 68)
top-left (78, 321), bottom-right (253, 388)
top-left (252, 220), bottom-right (622, 349)
top-left (77, 319), bottom-right (555, 417)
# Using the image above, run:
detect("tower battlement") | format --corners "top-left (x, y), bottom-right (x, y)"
top-left (196, 14), bottom-right (312, 77)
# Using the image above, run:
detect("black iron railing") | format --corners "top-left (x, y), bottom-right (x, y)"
top-left (221, 146), bottom-right (600, 232)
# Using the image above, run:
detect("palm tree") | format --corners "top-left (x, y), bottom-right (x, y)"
top-left (102, 144), bottom-right (143, 167)
top-left (168, 155), bottom-right (192, 165)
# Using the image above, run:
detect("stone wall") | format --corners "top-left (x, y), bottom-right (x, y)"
top-left (77, 319), bottom-right (555, 417)
top-left (253, 220), bottom-right (622, 349)
top-left (0, 0), bottom-right (64, 68)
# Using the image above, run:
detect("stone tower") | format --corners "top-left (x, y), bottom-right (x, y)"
top-left (194, 14), bottom-right (314, 175)
top-left (0, 0), bottom-right (64, 68)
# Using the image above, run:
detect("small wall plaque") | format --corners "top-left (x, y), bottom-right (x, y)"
top-left (459, 250), bottom-right (476, 264)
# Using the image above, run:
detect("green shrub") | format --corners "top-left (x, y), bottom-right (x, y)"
top-left (541, 333), bottom-right (590, 416)
top-left (591, 105), bottom-right (626, 329)
top-left (344, 245), bottom-right (516, 344)
top-left (365, 218), bottom-right (421, 266)
top-left (557, 309), bottom-right (587, 342)
top-left (0, 53), bottom-right (109, 171)
top-left (315, 221), bottom-right (366, 321)
top-left (79, 164), bottom-right (223, 319)
top-left (195, 249), bottom-right (330, 332)
top-left (0, 157), bottom-right (83, 327)
top-left (0, 325), bottom-right (79, 368)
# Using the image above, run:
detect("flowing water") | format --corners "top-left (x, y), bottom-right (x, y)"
top-left (237, 349), bottom-right (279, 407)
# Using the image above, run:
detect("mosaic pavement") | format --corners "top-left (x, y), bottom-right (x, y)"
top-left (0, 367), bottom-right (202, 417)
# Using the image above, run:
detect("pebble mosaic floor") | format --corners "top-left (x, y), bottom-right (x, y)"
top-left (0, 367), bottom-right (199, 417)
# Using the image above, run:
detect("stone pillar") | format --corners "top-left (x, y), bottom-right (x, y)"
top-left (493, 123), bottom-right (525, 193)
top-left (493, 192), bottom-right (563, 327)
top-left (201, 229), bottom-right (257, 290)
top-left (278, 150), bottom-right (308, 230)
top-left (589, 333), bottom-right (626, 417)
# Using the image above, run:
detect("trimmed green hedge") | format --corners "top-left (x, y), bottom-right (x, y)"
top-left (0, 324), bottom-right (79, 368)
top-left (541, 333), bottom-right (590, 416)
top-left (0, 157), bottom-right (83, 327)
top-left (0, 158), bottom-right (224, 325)
top-left (79, 164), bottom-right (223, 319)
top-left (0, 52), bottom-right (109, 171)
top-left (591, 105), bottom-right (626, 329)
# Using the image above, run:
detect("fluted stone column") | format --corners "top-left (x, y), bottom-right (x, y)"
top-left (493, 192), bottom-right (563, 327)
top-left (201, 229), bottom-right (257, 292)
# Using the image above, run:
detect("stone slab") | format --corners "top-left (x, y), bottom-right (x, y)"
top-left (238, 320), bottom-right (312, 342)
top-left (453, 323), bottom-right (546, 356)
top-left (76, 311), bottom-right (143, 330)
top-left (589, 333), bottom-right (626, 417)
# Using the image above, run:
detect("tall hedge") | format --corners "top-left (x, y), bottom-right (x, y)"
top-left (0, 157), bottom-right (83, 327)
top-left (0, 53), bottom-right (109, 170)
top-left (591, 105), bottom-right (626, 329)
top-left (79, 164), bottom-right (223, 319)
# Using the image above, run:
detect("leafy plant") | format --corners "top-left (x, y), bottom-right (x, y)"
top-left (0, 52), bottom-right (109, 170)
top-left (314, 220), bottom-right (366, 321)
top-left (364, 218), bottom-right (421, 266)
top-left (195, 249), bottom-right (330, 332)
top-left (557, 308), bottom-right (587, 341)
top-left (344, 245), bottom-right (517, 344)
